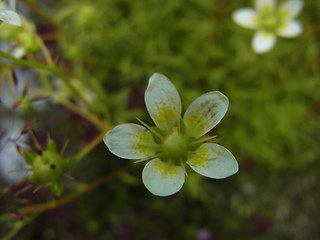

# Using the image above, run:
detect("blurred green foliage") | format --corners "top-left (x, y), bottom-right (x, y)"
top-left (57, 0), bottom-right (320, 169)
top-left (1, 0), bottom-right (320, 239)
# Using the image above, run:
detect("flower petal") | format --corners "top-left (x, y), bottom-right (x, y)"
top-left (0, 142), bottom-right (29, 184)
top-left (145, 73), bottom-right (181, 132)
top-left (142, 158), bottom-right (185, 196)
top-left (232, 8), bottom-right (258, 29)
top-left (279, 0), bottom-right (303, 19)
top-left (255, 0), bottom-right (275, 12)
top-left (277, 20), bottom-right (302, 37)
top-left (252, 31), bottom-right (276, 53)
top-left (187, 143), bottom-right (238, 179)
top-left (103, 123), bottom-right (156, 159)
top-left (183, 91), bottom-right (229, 139)
top-left (0, 10), bottom-right (21, 26)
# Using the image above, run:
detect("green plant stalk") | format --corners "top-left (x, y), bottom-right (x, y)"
top-left (73, 130), bottom-right (109, 163)
top-left (0, 50), bottom-right (98, 114)
top-left (2, 167), bottom-right (128, 240)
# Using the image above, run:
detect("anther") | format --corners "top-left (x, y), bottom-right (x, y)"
top-left (173, 126), bottom-right (180, 132)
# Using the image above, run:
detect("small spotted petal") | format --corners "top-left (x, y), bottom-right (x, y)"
top-left (0, 10), bottom-right (21, 26)
top-left (183, 91), bottom-right (229, 139)
top-left (142, 158), bottom-right (185, 196)
top-left (103, 123), bottom-right (155, 160)
top-left (145, 73), bottom-right (181, 132)
top-left (277, 20), bottom-right (302, 37)
top-left (279, 0), bottom-right (303, 19)
top-left (255, 0), bottom-right (275, 12)
top-left (187, 143), bottom-right (238, 179)
top-left (232, 8), bottom-right (258, 29)
top-left (252, 31), bottom-right (276, 53)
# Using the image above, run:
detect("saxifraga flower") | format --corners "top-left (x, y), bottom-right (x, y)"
top-left (232, 0), bottom-right (303, 53)
top-left (103, 73), bottom-right (238, 196)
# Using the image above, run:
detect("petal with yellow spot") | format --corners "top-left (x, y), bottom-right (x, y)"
top-left (232, 8), bottom-right (259, 29)
top-left (252, 30), bottom-right (276, 53)
top-left (277, 20), bottom-right (302, 37)
top-left (255, 0), bottom-right (275, 12)
top-left (187, 143), bottom-right (238, 179)
top-left (279, 0), bottom-right (303, 19)
top-left (183, 91), bottom-right (229, 138)
top-left (145, 73), bottom-right (181, 132)
top-left (142, 158), bottom-right (185, 196)
top-left (103, 123), bottom-right (156, 159)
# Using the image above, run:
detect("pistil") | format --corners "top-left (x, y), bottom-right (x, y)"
top-left (161, 126), bottom-right (187, 163)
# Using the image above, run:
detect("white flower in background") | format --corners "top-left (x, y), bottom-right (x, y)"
top-left (232, 0), bottom-right (303, 53)
top-left (103, 73), bottom-right (238, 196)
top-left (0, 120), bottom-right (29, 184)
top-left (1, 1), bottom-right (42, 58)
top-left (0, 4), bottom-right (24, 58)
top-left (0, 6), bottom-right (21, 26)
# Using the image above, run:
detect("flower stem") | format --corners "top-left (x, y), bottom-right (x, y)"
top-left (73, 130), bottom-right (109, 163)
top-left (2, 167), bottom-right (128, 240)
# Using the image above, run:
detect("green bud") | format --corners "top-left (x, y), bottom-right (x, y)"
top-left (23, 139), bottom-right (75, 196)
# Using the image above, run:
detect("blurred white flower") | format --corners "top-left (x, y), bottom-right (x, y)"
top-left (0, 4), bottom-right (21, 26)
top-left (103, 73), bottom-right (238, 196)
top-left (0, 120), bottom-right (29, 184)
top-left (0, 1), bottom-right (38, 59)
top-left (232, 0), bottom-right (303, 53)
top-left (0, 1), bottom-right (23, 57)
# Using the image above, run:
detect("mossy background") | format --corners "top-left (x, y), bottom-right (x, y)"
top-left (1, 0), bottom-right (320, 239)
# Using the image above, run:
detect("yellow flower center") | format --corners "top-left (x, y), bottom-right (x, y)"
top-left (257, 6), bottom-right (288, 33)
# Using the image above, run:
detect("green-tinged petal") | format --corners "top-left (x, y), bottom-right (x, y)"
top-left (183, 91), bottom-right (229, 138)
top-left (142, 158), bottom-right (185, 196)
top-left (277, 20), bottom-right (302, 37)
top-left (0, 10), bottom-right (21, 26)
top-left (232, 8), bottom-right (258, 29)
top-left (252, 31), bottom-right (276, 53)
top-left (255, 0), bottom-right (275, 12)
top-left (279, 0), bottom-right (303, 19)
top-left (145, 73), bottom-right (181, 132)
top-left (187, 143), bottom-right (238, 179)
top-left (103, 123), bottom-right (156, 159)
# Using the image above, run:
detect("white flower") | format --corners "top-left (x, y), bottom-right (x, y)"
top-left (232, 0), bottom-right (303, 53)
top-left (0, 119), bottom-right (29, 184)
top-left (103, 73), bottom-right (238, 196)
top-left (0, 9), bottom-right (21, 26)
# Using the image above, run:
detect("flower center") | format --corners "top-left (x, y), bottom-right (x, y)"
top-left (161, 126), bottom-right (187, 163)
top-left (257, 6), bottom-right (287, 33)
top-left (264, 15), bottom-right (277, 28)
